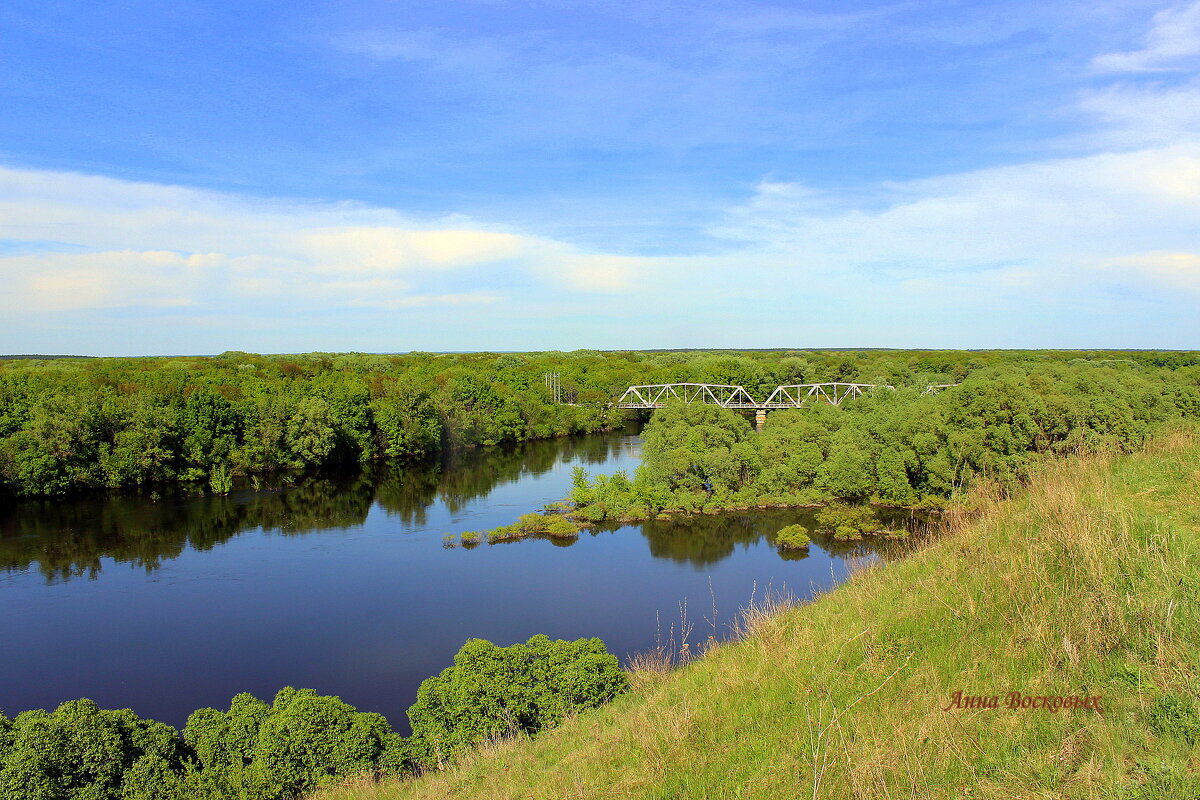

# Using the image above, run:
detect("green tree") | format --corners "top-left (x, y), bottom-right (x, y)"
top-left (285, 396), bottom-right (338, 467)
top-left (638, 402), bottom-right (757, 493)
top-left (407, 635), bottom-right (628, 768)
top-left (371, 378), bottom-right (442, 459)
top-left (0, 699), bottom-right (185, 800)
top-left (250, 688), bottom-right (400, 797)
top-left (815, 429), bottom-right (874, 499)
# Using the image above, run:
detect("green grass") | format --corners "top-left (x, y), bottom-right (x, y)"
top-left (318, 429), bottom-right (1200, 799)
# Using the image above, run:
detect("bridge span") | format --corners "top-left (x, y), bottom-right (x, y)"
top-left (616, 382), bottom-right (957, 411)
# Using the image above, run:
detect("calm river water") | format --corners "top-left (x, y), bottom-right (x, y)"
top-left (0, 426), bottom-right (920, 733)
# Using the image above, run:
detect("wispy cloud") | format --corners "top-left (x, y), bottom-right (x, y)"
top-left (334, 27), bottom-right (512, 69)
top-left (1103, 250), bottom-right (1200, 291)
top-left (712, 143), bottom-right (1200, 297)
top-left (0, 167), bottom-right (658, 317)
top-left (1092, 1), bottom-right (1200, 73)
top-left (1077, 79), bottom-right (1200, 148)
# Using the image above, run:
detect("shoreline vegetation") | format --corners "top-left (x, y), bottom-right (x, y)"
top-left (440, 348), bottom-right (1200, 549)
top-left (0, 636), bottom-right (629, 800)
top-left (315, 427), bottom-right (1200, 800)
top-left (2, 349), bottom-right (1198, 500)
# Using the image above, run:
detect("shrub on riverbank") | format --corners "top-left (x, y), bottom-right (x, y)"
top-left (457, 514), bottom-right (582, 546)
top-left (0, 636), bottom-right (625, 799)
top-left (773, 523), bottom-right (810, 550)
top-left (814, 502), bottom-right (884, 540)
top-left (407, 635), bottom-right (628, 768)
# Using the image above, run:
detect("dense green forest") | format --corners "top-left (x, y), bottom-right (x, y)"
top-left (0, 636), bottom-right (626, 800)
top-left (3, 349), bottom-right (1198, 499)
top-left (568, 356), bottom-right (1200, 521)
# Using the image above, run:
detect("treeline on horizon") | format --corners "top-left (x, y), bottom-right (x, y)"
top-left (2, 348), bottom-right (1199, 499)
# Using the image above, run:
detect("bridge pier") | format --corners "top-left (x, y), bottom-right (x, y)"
top-left (755, 409), bottom-right (768, 431)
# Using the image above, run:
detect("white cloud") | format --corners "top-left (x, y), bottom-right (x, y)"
top-left (1103, 250), bottom-right (1200, 291)
top-left (0, 166), bottom-right (653, 315)
top-left (712, 143), bottom-right (1200, 299)
top-left (343, 292), bottom-right (501, 310)
top-left (300, 227), bottom-right (527, 274)
top-left (1, 250), bottom-right (215, 312)
top-left (1076, 79), bottom-right (1200, 148)
top-left (538, 254), bottom-right (639, 293)
top-left (1093, 2), bottom-right (1200, 73)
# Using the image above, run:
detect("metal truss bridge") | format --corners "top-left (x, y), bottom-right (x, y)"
top-left (616, 382), bottom-right (957, 410)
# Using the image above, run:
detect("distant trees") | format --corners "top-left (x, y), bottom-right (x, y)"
top-left (1, 349), bottom-right (1198, 499)
top-left (638, 403), bottom-right (758, 494)
top-left (0, 352), bottom-right (626, 497)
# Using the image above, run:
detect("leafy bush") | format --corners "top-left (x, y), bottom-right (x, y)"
top-left (208, 464), bottom-right (233, 495)
top-left (0, 633), bottom-right (628, 797)
top-left (834, 524), bottom-right (861, 541)
top-left (407, 635), bottom-right (628, 767)
top-left (486, 525), bottom-right (524, 543)
top-left (574, 502), bottom-right (610, 522)
top-left (774, 524), bottom-right (811, 550)
top-left (543, 516), bottom-right (581, 538)
top-left (246, 688), bottom-right (402, 796)
top-left (0, 699), bottom-right (187, 800)
top-left (515, 513), bottom-right (548, 534)
top-left (815, 503), bottom-right (881, 538)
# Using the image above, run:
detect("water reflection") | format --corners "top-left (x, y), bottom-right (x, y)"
top-left (0, 430), bottom-right (928, 583)
top-left (590, 507), bottom-right (930, 568)
top-left (0, 433), bottom-right (643, 582)
top-left (0, 427), bottom-right (938, 730)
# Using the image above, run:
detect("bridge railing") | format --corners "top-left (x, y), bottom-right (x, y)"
top-left (617, 383), bottom-right (760, 409)
top-left (615, 382), bottom-right (960, 409)
top-left (762, 382), bottom-right (893, 408)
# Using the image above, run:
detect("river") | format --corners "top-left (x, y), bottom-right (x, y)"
top-left (0, 426), bottom-right (922, 733)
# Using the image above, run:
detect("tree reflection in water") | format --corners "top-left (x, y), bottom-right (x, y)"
top-left (0, 433), bottom-right (639, 582)
top-left (586, 507), bottom-right (933, 569)
top-left (0, 430), bottom-right (934, 582)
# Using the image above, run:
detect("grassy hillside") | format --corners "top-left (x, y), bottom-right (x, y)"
top-left (321, 429), bottom-right (1200, 800)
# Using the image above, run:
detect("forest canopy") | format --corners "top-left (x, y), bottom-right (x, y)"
top-left (1, 349), bottom-right (1198, 498)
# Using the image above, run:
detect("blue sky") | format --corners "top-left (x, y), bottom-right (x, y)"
top-left (2, 0), bottom-right (1199, 354)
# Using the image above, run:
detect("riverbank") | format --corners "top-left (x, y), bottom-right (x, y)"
top-left (317, 426), bottom-right (1200, 799)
